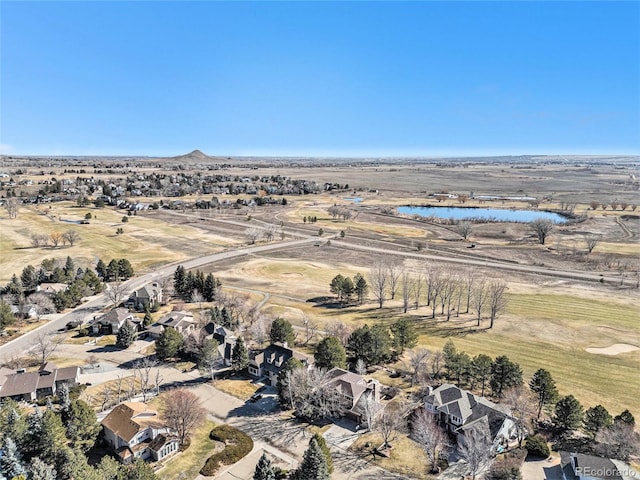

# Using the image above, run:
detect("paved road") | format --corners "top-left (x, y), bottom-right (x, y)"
top-left (0, 236), bottom-right (321, 362)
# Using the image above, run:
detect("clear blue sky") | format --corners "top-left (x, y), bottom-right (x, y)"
top-left (1, 1), bottom-right (638, 157)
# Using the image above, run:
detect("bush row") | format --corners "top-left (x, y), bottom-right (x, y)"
top-left (200, 425), bottom-right (254, 476)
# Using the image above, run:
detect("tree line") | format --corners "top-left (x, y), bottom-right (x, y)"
top-left (173, 266), bottom-right (220, 302)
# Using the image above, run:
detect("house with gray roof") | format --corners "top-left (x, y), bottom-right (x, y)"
top-left (91, 308), bottom-right (137, 335)
top-left (326, 367), bottom-right (382, 425)
top-left (125, 282), bottom-right (163, 311)
top-left (248, 342), bottom-right (312, 386)
top-left (148, 311), bottom-right (196, 339)
top-left (560, 452), bottom-right (639, 480)
top-left (423, 383), bottom-right (516, 449)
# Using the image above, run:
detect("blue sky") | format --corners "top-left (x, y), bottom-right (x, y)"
top-left (1, 1), bottom-right (638, 157)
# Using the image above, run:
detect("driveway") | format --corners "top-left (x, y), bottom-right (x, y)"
top-left (521, 455), bottom-right (562, 480)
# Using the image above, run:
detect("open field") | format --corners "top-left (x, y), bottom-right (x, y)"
top-left (207, 251), bottom-right (640, 417)
top-left (0, 202), bottom-right (242, 283)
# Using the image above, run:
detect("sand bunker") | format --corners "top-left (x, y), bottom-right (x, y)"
top-left (281, 273), bottom-right (303, 277)
top-left (586, 344), bottom-right (639, 355)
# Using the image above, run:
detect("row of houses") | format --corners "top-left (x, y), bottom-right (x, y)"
top-left (0, 363), bottom-right (80, 402)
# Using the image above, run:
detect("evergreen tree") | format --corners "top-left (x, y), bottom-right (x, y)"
top-left (5, 274), bottom-right (23, 297)
top-left (106, 260), bottom-right (120, 282)
top-left (312, 433), bottom-right (334, 474)
top-left (0, 403), bottom-right (28, 445)
top-left (203, 273), bottom-right (218, 302)
top-left (315, 336), bottom-right (347, 369)
top-left (270, 318), bottom-right (296, 346)
top-left (584, 405), bottom-right (613, 438)
top-left (210, 306), bottom-right (221, 324)
top-left (253, 453), bottom-right (276, 480)
top-left (0, 301), bottom-right (16, 332)
top-left (346, 324), bottom-right (391, 366)
top-left (442, 340), bottom-right (459, 378)
top-left (20, 265), bottom-right (39, 292)
top-left (353, 273), bottom-right (368, 304)
top-left (529, 369), bottom-right (559, 419)
top-left (390, 318), bottom-right (418, 354)
top-left (118, 259), bottom-right (134, 279)
top-left (490, 355), bottom-right (523, 398)
top-left (29, 457), bottom-right (57, 480)
top-left (614, 409), bottom-right (635, 426)
top-left (63, 399), bottom-right (101, 451)
top-left (231, 337), bottom-right (249, 372)
top-left (198, 338), bottom-right (219, 380)
top-left (221, 307), bottom-right (233, 328)
top-left (35, 410), bottom-right (67, 464)
top-left (143, 309), bottom-right (153, 328)
top-left (0, 437), bottom-right (26, 480)
top-left (471, 354), bottom-right (493, 397)
top-left (82, 269), bottom-right (103, 293)
top-left (553, 395), bottom-right (584, 434)
top-left (95, 259), bottom-right (107, 279)
top-left (63, 256), bottom-right (76, 280)
top-left (155, 328), bottom-right (184, 360)
top-left (116, 320), bottom-right (137, 349)
top-left (294, 438), bottom-right (330, 480)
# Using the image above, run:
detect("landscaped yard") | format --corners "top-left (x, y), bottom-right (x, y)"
top-left (349, 431), bottom-right (430, 479)
top-left (214, 376), bottom-right (260, 400)
top-left (158, 420), bottom-right (220, 480)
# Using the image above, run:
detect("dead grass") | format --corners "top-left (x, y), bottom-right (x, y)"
top-left (158, 420), bottom-right (220, 480)
top-left (349, 431), bottom-right (430, 479)
top-left (213, 377), bottom-right (260, 400)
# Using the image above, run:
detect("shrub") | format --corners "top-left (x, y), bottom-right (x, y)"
top-left (525, 435), bottom-right (550, 458)
top-left (200, 425), bottom-right (254, 476)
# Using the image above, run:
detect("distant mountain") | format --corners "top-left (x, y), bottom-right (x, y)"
top-left (170, 149), bottom-right (212, 162)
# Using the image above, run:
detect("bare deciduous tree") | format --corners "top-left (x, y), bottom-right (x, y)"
top-left (361, 393), bottom-right (383, 431)
top-left (458, 424), bottom-right (493, 480)
top-left (530, 218), bottom-right (554, 245)
top-left (411, 408), bottom-right (450, 473)
top-left (50, 232), bottom-right (63, 247)
top-left (487, 280), bottom-right (508, 329)
top-left (503, 386), bottom-right (536, 446)
top-left (413, 272), bottom-right (423, 309)
top-left (248, 315), bottom-right (271, 347)
top-left (355, 358), bottom-right (367, 376)
top-left (263, 224), bottom-right (278, 242)
top-left (373, 401), bottom-right (408, 449)
top-left (161, 389), bottom-right (207, 446)
top-left (471, 280), bottom-right (488, 326)
top-left (30, 233), bottom-right (49, 248)
top-left (100, 384), bottom-right (111, 411)
top-left (5, 198), bottom-right (19, 219)
top-left (63, 230), bottom-right (80, 246)
top-left (369, 260), bottom-right (389, 308)
top-left (134, 357), bottom-right (158, 402)
top-left (405, 348), bottom-right (431, 387)
top-left (455, 221), bottom-right (473, 240)
top-left (386, 260), bottom-right (402, 301)
top-left (31, 332), bottom-right (66, 365)
top-left (584, 234), bottom-right (601, 254)
top-left (326, 321), bottom-right (352, 346)
top-left (244, 227), bottom-right (264, 244)
top-left (287, 367), bottom-right (349, 421)
top-left (105, 279), bottom-right (127, 308)
top-left (401, 271), bottom-right (414, 313)
top-left (26, 293), bottom-right (56, 320)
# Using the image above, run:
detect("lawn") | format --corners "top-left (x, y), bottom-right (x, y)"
top-left (214, 377), bottom-right (260, 400)
top-left (158, 420), bottom-right (220, 480)
top-left (349, 432), bottom-right (431, 479)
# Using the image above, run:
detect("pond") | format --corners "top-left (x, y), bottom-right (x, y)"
top-left (344, 197), bottom-right (363, 203)
top-left (397, 206), bottom-right (569, 224)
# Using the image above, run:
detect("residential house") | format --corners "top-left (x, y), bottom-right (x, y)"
top-left (560, 451), bottom-right (639, 480)
top-left (423, 383), bottom-right (517, 450)
top-left (326, 368), bottom-right (382, 425)
top-left (10, 304), bottom-right (38, 319)
top-left (0, 364), bottom-right (80, 402)
top-left (101, 401), bottom-right (179, 463)
top-left (125, 282), bottom-right (163, 311)
top-left (248, 342), bottom-right (312, 386)
top-left (37, 283), bottom-right (68, 295)
top-left (148, 311), bottom-right (196, 340)
top-left (91, 308), bottom-right (137, 335)
top-left (202, 322), bottom-right (234, 345)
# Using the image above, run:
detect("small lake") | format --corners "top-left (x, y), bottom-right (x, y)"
top-left (397, 206), bottom-right (568, 224)
top-left (344, 197), bottom-right (363, 203)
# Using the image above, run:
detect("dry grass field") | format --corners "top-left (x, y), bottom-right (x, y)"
top-left (210, 252), bottom-right (639, 418)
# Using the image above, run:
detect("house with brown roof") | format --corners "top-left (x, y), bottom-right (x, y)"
top-left (0, 364), bottom-right (80, 402)
top-left (101, 401), bottom-right (179, 463)
top-left (248, 342), bottom-right (312, 386)
top-left (326, 368), bottom-right (382, 424)
top-left (423, 383), bottom-right (516, 449)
